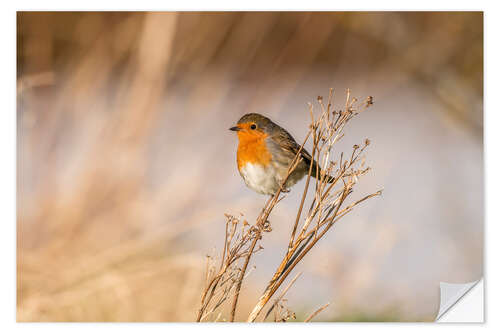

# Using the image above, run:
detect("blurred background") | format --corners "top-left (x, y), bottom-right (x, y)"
top-left (17, 12), bottom-right (483, 322)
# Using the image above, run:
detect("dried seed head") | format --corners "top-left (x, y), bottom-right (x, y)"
top-left (365, 138), bottom-right (371, 146)
top-left (353, 144), bottom-right (359, 150)
top-left (262, 220), bottom-right (272, 232)
top-left (317, 96), bottom-right (323, 102)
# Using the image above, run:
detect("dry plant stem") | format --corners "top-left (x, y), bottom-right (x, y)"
top-left (246, 190), bottom-right (349, 322)
top-left (229, 235), bottom-right (259, 321)
top-left (227, 202), bottom-right (269, 322)
top-left (227, 131), bottom-right (312, 322)
top-left (287, 107), bottom-right (318, 254)
top-left (304, 302), bottom-right (330, 322)
top-left (276, 112), bottom-right (331, 280)
top-left (197, 213), bottom-right (266, 321)
top-left (263, 272), bottom-right (302, 321)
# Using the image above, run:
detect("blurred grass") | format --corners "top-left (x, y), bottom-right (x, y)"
top-left (17, 12), bottom-right (482, 322)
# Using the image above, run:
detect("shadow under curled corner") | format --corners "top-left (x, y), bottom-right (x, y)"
top-left (436, 279), bottom-right (484, 322)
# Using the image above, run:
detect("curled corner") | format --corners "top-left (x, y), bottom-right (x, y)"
top-left (436, 279), bottom-right (482, 321)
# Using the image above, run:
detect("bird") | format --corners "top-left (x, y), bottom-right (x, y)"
top-left (229, 113), bottom-right (330, 195)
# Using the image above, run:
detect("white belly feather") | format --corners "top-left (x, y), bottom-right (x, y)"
top-left (239, 163), bottom-right (280, 195)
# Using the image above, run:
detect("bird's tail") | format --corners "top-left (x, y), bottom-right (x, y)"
top-left (308, 158), bottom-right (335, 183)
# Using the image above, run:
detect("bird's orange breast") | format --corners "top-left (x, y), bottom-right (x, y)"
top-left (236, 131), bottom-right (272, 170)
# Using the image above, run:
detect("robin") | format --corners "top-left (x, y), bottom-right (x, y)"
top-left (230, 113), bottom-right (330, 195)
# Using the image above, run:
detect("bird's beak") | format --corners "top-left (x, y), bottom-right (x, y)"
top-left (229, 126), bottom-right (240, 132)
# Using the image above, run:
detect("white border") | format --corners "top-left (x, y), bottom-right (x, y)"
top-left (8, 0), bottom-right (486, 11)
top-left (3, 1), bottom-right (497, 332)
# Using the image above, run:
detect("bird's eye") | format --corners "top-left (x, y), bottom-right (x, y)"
top-left (250, 124), bottom-right (257, 130)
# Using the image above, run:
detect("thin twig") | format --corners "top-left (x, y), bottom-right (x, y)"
top-left (263, 272), bottom-right (302, 321)
top-left (304, 302), bottom-right (330, 322)
top-left (228, 129), bottom-right (312, 322)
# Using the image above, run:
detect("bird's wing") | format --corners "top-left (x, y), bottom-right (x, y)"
top-left (268, 129), bottom-right (333, 183)
top-left (268, 129), bottom-right (313, 166)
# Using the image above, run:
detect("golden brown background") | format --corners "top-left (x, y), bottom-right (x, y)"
top-left (17, 12), bottom-right (483, 321)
